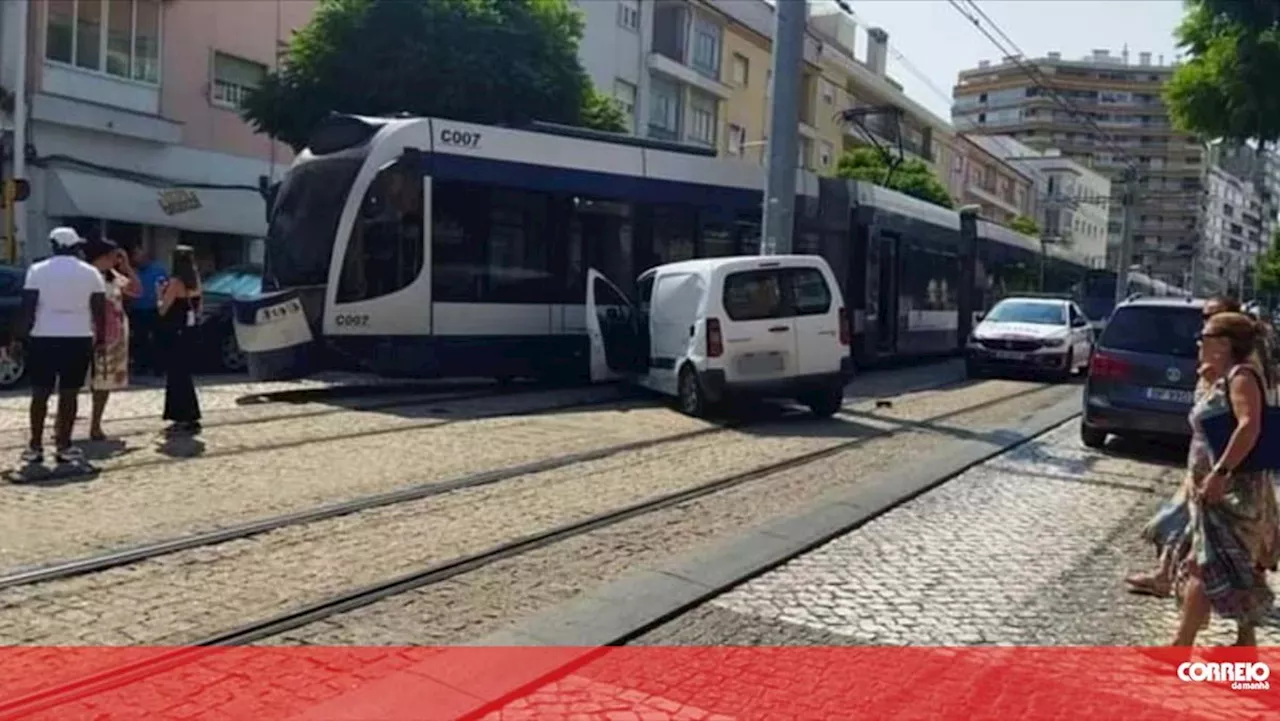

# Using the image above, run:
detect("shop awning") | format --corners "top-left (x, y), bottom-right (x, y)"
top-left (45, 168), bottom-right (269, 238)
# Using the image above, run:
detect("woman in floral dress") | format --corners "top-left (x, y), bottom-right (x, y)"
top-left (1168, 312), bottom-right (1280, 646)
top-left (85, 239), bottom-right (141, 440)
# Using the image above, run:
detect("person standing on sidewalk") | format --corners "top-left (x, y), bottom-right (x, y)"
top-left (127, 244), bottom-right (167, 376)
top-left (1128, 296), bottom-right (1242, 598)
top-left (14, 228), bottom-right (107, 464)
top-left (159, 246), bottom-right (203, 434)
top-left (1169, 312), bottom-right (1280, 647)
top-left (85, 238), bottom-right (142, 440)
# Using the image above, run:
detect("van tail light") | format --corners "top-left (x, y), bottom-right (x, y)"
top-left (706, 317), bottom-right (724, 358)
top-left (1090, 352), bottom-right (1131, 380)
top-left (838, 307), bottom-right (851, 346)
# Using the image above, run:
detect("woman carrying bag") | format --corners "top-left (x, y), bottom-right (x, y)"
top-left (1169, 311), bottom-right (1280, 647)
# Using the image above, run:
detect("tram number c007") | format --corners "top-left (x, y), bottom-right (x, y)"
top-left (334, 314), bottom-right (370, 327)
top-left (439, 129), bottom-right (481, 149)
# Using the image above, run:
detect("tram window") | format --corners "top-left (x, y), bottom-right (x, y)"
top-left (485, 189), bottom-right (551, 303)
top-left (652, 205), bottom-right (696, 264)
top-left (698, 209), bottom-right (735, 257)
top-left (336, 163), bottom-right (425, 303)
top-left (569, 198), bottom-right (634, 301)
top-left (737, 217), bottom-right (761, 255)
top-left (901, 246), bottom-right (958, 311)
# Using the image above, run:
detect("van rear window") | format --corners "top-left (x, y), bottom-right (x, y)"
top-left (1100, 306), bottom-right (1201, 358)
top-left (722, 268), bottom-right (832, 321)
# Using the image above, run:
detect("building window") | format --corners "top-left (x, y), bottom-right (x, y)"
top-left (211, 52), bottom-right (267, 109)
top-left (688, 91), bottom-right (717, 146)
top-left (649, 76), bottom-right (682, 141)
top-left (691, 18), bottom-right (722, 79)
top-left (731, 53), bottom-right (749, 87)
top-left (727, 124), bottom-right (746, 155)
top-left (819, 140), bottom-right (834, 168)
top-left (613, 79), bottom-right (637, 131)
top-left (799, 137), bottom-right (812, 169)
top-left (617, 1), bottom-right (640, 32)
top-left (820, 78), bottom-right (836, 105)
top-left (46, 0), bottom-right (161, 83)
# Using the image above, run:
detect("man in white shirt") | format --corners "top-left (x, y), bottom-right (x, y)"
top-left (15, 227), bottom-right (107, 464)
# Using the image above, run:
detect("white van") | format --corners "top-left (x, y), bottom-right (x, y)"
top-left (586, 255), bottom-right (854, 417)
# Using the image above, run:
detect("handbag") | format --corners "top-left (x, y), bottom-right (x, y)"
top-left (1199, 364), bottom-right (1280, 472)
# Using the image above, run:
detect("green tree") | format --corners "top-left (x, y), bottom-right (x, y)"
top-left (833, 147), bottom-right (955, 209)
top-left (1009, 215), bottom-right (1040, 237)
top-left (1164, 0), bottom-right (1280, 149)
top-left (1257, 230), bottom-right (1280, 296)
top-left (242, 0), bottom-right (627, 152)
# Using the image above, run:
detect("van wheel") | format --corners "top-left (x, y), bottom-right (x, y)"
top-left (1080, 422), bottom-right (1107, 449)
top-left (677, 366), bottom-right (707, 418)
top-left (805, 385), bottom-right (845, 418)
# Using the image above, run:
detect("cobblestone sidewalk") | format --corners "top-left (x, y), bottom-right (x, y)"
top-left (637, 421), bottom-right (1280, 647)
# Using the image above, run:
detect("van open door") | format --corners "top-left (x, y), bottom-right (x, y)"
top-left (585, 269), bottom-right (644, 383)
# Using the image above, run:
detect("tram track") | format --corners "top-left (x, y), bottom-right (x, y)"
top-left (0, 381), bottom-right (582, 454)
top-left (0, 381), bottom-right (1064, 718)
top-left (4, 385), bottom-right (636, 481)
top-left (0, 373), bottom-right (976, 590)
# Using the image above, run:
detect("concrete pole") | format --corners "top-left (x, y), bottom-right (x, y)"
top-left (760, 0), bottom-right (806, 256)
top-left (11, 0), bottom-right (27, 264)
top-left (1113, 166), bottom-right (1138, 308)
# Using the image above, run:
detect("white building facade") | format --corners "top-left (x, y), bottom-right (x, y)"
top-left (965, 134), bottom-right (1111, 268)
top-left (0, 0), bottom-right (307, 269)
top-left (1201, 165), bottom-right (1270, 297)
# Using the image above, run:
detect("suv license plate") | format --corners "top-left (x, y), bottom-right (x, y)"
top-left (1146, 387), bottom-right (1193, 404)
top-left (993, 350), bottom-right (1026, 361)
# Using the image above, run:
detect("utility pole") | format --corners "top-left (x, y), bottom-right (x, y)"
top-left (1113, 165), bottom-right (1138, 308)
top-left (760, 0), bottom-right (805, 256)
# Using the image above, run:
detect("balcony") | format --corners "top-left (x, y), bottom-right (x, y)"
top-left (648, 1), bottom-right (731, 100)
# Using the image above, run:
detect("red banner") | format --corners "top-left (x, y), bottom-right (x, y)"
top-left (0, 647), bottom-right (1276, 720)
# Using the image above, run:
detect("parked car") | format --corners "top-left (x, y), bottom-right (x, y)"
top-left (1080, 296), bottom-right (1203, 448)
top-left (965, 294), bottom-right (1094, 381)
top-left (587, 255), bottom-right (854, 418)
top-left (196, 264), bottom-right (263, 372)
top-left (0, 265), bottom-right (27, 388)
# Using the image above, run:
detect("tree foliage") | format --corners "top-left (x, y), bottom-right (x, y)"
top-left (833, 147), bottom-right (955, 209)
top-left (1257, 230), bottom-right (1280, 296)
top-left (1009, 215), bottom-right (1040, 237)
top-left (241, 0), bottom-right (627, 151)
top-left (1164, 0), bottom-right (1280, 148)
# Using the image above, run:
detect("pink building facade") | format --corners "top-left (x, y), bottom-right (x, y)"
top-left (0, 0), bottom-right (316, 267)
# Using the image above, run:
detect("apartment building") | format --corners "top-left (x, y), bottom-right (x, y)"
top-left (966, 134), bottom-right (1111, 266)
top-left (952, 48), bottom-right (1203, 284)
top-left (578, 0), bottom-right (995, 191)
top-left (0, 0), bottom-right (308, 267)
top-left (1201, 165), bottom-right (1271, 296)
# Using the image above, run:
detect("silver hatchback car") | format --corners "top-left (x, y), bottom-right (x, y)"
top-left (1080, 296), bottom-right (1203, 448)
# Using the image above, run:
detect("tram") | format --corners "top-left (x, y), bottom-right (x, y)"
top-left (244, 112), bottom-right (1185, 381)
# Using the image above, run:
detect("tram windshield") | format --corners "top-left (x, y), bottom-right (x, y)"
top-left (264, 155), bottom-right (364, 289)
top-left (985, 299), bottom-right (1066, 325)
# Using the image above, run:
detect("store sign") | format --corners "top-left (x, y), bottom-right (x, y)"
top-left (157, 188), bottom-right (202, 215)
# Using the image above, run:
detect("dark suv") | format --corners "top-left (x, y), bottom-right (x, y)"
top-left (1080, 296), bottom-right (1203, 448)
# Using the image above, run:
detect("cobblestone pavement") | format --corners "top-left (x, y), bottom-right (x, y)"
top-left (270, 381), bottom-right (1075, 646)
top-left (635, 422), bottom-right (1280, 647)
top-left (0, 361), bottom-right (963, 571)
top-left (0, 377), bottom-right (1061, 645)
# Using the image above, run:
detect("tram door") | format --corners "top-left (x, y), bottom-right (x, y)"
top-left (875, 234), bottom-right (899, 354)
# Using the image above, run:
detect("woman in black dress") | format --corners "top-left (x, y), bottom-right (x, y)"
top-left (159, 246), bottom-right (203, 433)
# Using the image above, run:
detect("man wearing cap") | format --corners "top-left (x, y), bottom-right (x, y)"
top-left (13, 227), bottom-right (107, 464)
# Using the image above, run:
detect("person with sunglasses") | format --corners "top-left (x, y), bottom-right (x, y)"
top-left (1164, 311), bottom-right (1280, 647)
top-left (1126, 295), bottom-right (1242, 598)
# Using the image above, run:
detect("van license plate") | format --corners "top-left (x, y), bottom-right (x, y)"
top-left (1146, 387), bottom-right (1193, 404)
top-left (993, 350), bottom-right (1026, 361)
top-left (738, 354), bottom-right (784, 375)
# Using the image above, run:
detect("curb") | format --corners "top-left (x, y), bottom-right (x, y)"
top-left (283, 395), bottom-right (1083, 721)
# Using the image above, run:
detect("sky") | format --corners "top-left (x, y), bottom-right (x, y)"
top-left (824, 0), bottom-right (1187, 120)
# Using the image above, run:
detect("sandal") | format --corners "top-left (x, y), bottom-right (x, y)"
top-left (1124, 573), bottom-right (1171, 597)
